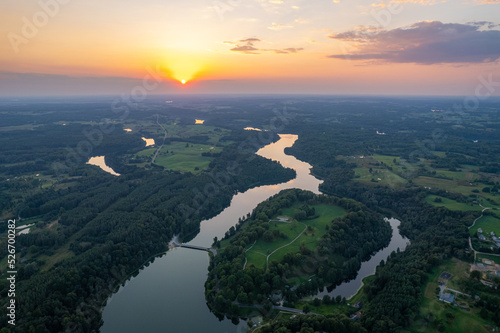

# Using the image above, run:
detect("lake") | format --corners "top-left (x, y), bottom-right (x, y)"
top-left (101, 134), bottom-right (407, 332)
top-left (142, 137), bottom-right (155, 147)
top-left (87, 156), bottom-right (120, 176)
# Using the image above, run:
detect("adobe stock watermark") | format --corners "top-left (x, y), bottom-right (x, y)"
top-left (7, 0), bottom-right (71, 54)
top-left (232, 251), bottom-right (328, 333)
top-left (212, 0), bottom-right (241, 21)
top-left (178, 105), bottom-right (296, 233)
top-left (400, 73), bottom-right (500, 181)
top-left (370, 1), bottom-right (403, 28)
top-left (335, 1), bottom-right (403, 62)
top-left (51, 66), bottom-right (164, 177)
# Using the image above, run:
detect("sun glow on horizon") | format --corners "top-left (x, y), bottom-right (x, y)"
top-left (162, 53), bottom-right (205, 86)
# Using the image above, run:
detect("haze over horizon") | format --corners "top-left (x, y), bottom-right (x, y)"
top-left (1, 0), bottom-right (500, 96)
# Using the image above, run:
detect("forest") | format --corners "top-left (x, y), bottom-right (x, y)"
top-left (0, 98), bottom-right (296, 332)
top-left (205, 189), bottom-right (391, 318)
top-left (0, 95), bottom-right (499, 332)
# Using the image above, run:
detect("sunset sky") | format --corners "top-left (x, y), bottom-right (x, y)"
top-left (1, 0), bottom-right (500, 96)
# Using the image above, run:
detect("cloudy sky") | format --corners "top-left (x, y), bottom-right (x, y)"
top-left (1, 0), bottom-right (499, 96)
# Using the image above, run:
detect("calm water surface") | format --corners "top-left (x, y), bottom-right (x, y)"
top-left (101, 134), bottom-right (407, 332)
top-left (101, 134), bottom-right (320, 333)
top-left (87, 156), bottom-right (120, 176)
top-left (141, 137), bottom-right (155, 147)
top-left (314, 217), bottom-right (409, 300)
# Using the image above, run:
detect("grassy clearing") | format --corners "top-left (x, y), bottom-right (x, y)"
top-left (414, 298), bottom-right (490, 333)
top-left (136, 147), bottom-right (157, 157)
top-left (414, 176), bottom-right (474, 195)
top-left (470, 215), bottom-right (500, 236)
top-left (246, 220), bottom-right (304, 269)
top-left (435, 170), bottom-right (478, 181)
top-left (246, 251), bottom-right (267, 268)
top-left (421, 259), bottom-right (470, 299)
top-left (412, 258), bottom-right (491, 333)
top-left (351, 154), bottom-right (408, 187)
top-left (163, 124), bottom-right (231, 145)
top-left (154, 142), bottom-right (222, 173)
top-left (126, 121), bottom-right (232, 173)
top-left (245, 204), bottom-right (347, 269)
top-left (461, 164), bottom-right (480, 171)
top-left (433, 151), bottom-right (447, 158)
top-left (124, 121), bottom-right (230, 146)
top-left (351, 154), bottom-right (500, 209)
top-left (476, 253), bottom-right (500, 265)
top-left (298, 301), bottom-right (352, 317)
top-left (279, 204), bottom-right (346, 251)
top-left (354, 167), bottom-right (407, 186)
top-left (425, 195), bottom-right (483, 212)
top-left (373, 154), bottom-right (401, 166)
top-left (414, 176), bottom-right (500, 209)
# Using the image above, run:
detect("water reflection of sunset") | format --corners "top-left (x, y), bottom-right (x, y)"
top-left (256, 134), bottom-right (321, 194)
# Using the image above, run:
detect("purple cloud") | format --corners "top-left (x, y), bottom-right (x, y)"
top-left (328, 21), bottom-right (500, 64)
top-left (228, 38), bottom-right (304, 55)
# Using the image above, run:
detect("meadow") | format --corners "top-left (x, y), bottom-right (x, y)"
top-left (413, 258), bottom-right (491, 333)
top-left (245, 203), bottom-right (347, 270)
top-left (351, 152), bottom-right (500, 210)
top-left (425, 195), bottom-right (483, 212)
top-left (469, 215), bottom-right (500, 237)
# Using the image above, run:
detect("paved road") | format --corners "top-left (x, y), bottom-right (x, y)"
top-left (238, 304), bottom-right (318, 315)
top-left (445, 288), bottom-right (472, 298)
top-left (151, 115), bottom-right (168, 164)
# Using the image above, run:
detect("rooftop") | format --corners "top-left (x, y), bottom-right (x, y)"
top-left (440, 293), bottom-right (455, 304)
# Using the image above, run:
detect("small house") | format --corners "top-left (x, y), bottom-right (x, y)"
top-left (350, 312), bottom-right (362, 321)
top-left (439, 293), bottom-right (455, 304)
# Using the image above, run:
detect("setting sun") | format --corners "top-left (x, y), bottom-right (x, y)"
top-left (161, 53), bottom-right (205, 85)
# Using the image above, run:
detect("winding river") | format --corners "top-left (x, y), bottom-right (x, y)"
top-left (101, 134), bottom-right (407, 332)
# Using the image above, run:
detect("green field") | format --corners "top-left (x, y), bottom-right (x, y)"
top-left (414, 298), bottom-right (491, 333)
top-left (373, 154), bottom-right (401, 166)
top-left (476, 253), bottom-right (500, 265)
top-left (414, 177), bottom-right (499, 209)
top-left (412, 258), bottom-right (491, 333)
top-left (124, 121), bottom-right (231, 146)
top-left (135, 142), bottom-right (223, 173)
top-left (126, 121), bottom-right (231, 173)
top-left (469, 215), bottom-right (500, 236)
top-left (354, 167), bottom-right (407, 186)
top-left (435, 170), bottom-right (478, 181)
top-left (245, 204), bottom-right (347, 269)
top-left (425, 195), bottom-right (483, 211)
top-left (136, 147), bottom-right (157, 157)
top-left (352, 154), bottom-right (500, 209)
top-left (163, 124), bottom-right (231, 145)
top-left (423, 258), bottom-right (470, 293)
top-left (414, 176), bottom-right (474, 195)
top-left (352, 154), bottom-right (408, 186)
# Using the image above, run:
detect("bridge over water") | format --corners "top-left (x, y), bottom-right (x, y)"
top-left (170, 235), bottom-right (217, 256)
